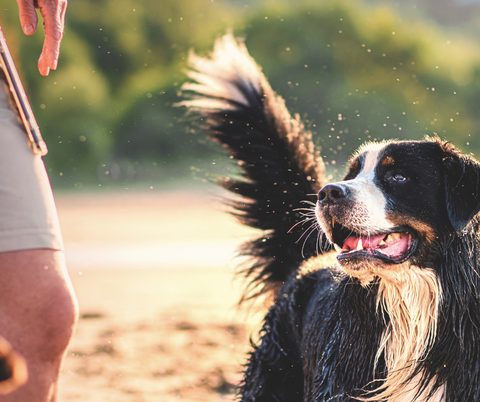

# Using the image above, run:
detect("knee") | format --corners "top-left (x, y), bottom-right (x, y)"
top-left (35, 283), bottom-right (79, 361)
top-left (14, 275), bottom-right (79, 363)
top-left (0, 249), bottom-right (79, 363)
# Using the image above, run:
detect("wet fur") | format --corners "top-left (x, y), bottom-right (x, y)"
top-left (180, 34), bottom-right (480, 401)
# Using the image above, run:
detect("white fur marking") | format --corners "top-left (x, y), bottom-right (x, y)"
top-left (179, 34), bottom-right (263, 110)
top-left (331, 145), bottom-right (394, 234)
top-left (360, 145), bottom-right (383, 174)
top-left (352, 147), bottom-right (392, 232)
top-left (354, 266), bottom-right (443, 402)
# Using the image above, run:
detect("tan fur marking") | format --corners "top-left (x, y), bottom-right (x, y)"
top-left (381, 156), bottom-right (395, 167)
top-left (386, 213), bottom-right (438, 246)
top-left (350, 159), bottom-right (359, 173)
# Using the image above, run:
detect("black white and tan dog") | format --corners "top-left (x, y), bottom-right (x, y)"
top-left (180, 34), bottom-right (480, 401)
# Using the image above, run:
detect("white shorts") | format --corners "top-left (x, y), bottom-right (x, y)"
top-left (0, 83), bottom-right (63, 252)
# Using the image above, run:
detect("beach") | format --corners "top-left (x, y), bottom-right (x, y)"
top-left (55, 186), bottom-right (264, 401)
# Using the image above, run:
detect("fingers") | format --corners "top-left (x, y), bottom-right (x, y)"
top-left (17, 0), bottom-right (68, 76)
top-left (16, 0), bottom-right (38, 36)
top-left (38, 41), bottom-right (51, 76)
top-left (37, 0), bottom-right (67, 76)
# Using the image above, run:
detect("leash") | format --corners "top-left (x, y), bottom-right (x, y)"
top-left (0, 26), bottom-right (47, 156)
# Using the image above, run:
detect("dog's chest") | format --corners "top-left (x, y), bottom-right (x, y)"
top-left (392, 376), bottom-right (445, 402)
top-left (301, 268), bottom-right (446, 402)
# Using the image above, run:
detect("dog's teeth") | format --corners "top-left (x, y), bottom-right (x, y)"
top-left (357, 238), bottom-right (363, 250)
top-left (334, 244), bottom-right (342, 253)
top-left (332, 217), bottom-right (336, 227)
top-left (379, 239), bottom-right (386, 246)
top-left (384, 233), bottom-right (400, 243)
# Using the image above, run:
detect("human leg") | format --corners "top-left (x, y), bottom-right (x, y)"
top-left (0, 76), bottom-right (78, 401)
top-left (0, 249), bottom-right (78, 402)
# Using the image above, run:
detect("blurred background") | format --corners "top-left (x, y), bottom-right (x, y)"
top-left (2, 0), bottom-right (480, 189)
top-left (1, 0), bottom-right (480, 400)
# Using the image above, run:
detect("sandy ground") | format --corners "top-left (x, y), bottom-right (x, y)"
top-left (54, 185), bottom-right (265, 401)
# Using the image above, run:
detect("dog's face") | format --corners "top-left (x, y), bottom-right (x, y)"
top-left (315, 139), bottom-right (480, 282)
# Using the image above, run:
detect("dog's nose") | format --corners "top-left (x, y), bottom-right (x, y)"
top-left (318, 184), bottom-right (347, 205)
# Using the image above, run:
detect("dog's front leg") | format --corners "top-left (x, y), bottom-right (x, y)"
top-left (239, 289), bottom-right (304, 402)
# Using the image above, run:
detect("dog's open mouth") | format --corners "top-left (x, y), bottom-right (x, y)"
top-left (331, 220), bottom-right (417, 264)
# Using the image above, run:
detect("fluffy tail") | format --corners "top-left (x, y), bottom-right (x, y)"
top-left (179, 34), bottom-right (328, 299)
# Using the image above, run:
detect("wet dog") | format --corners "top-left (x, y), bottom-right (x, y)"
top-left (180, 34), bottom-right (480, 401)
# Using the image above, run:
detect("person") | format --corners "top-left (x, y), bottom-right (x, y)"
top-left (0, 1), bottom-right (78, 401)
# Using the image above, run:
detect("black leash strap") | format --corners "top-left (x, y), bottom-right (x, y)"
top-left (0, 27), bottom-right (47, 156)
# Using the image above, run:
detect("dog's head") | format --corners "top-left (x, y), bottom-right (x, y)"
top-left (315, 138), bottom-right (480, 283)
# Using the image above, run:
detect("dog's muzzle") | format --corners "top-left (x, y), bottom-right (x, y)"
top-left (316, 183), bottom-right (417, 266)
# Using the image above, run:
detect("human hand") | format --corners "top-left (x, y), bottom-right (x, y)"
top-left (16, 0), bottom-right (68, 76)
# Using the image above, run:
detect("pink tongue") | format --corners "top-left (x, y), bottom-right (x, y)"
top-left (381, 235), bottom-right (410, 258)
top-left (342, 234), bottom-right (410, 258)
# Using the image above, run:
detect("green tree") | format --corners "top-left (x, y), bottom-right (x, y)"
top-left (0, 0), bottom-right (479, 187)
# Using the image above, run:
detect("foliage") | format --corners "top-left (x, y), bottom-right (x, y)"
top-left (0, 0), bottom-right (479, 187)
top-left (240, 0), bottom-right (480, 176)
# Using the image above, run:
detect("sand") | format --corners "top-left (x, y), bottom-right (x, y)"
top-left (55, 186), bottom-right (266, 401)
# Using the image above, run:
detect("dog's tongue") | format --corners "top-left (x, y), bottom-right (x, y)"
top-left (342, 233), bottom-right (410, 258)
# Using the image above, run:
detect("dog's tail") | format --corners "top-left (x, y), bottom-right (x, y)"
top-left (179, 34), bottom-right (328, 300)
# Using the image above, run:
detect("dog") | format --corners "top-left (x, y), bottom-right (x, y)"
top-left (179, 34), bottom-right (480, 401)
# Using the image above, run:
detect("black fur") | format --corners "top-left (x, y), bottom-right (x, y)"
top-left (180, 34), bottom-right (480, 401)
top-left (180, 37), bottom-right (329, 299)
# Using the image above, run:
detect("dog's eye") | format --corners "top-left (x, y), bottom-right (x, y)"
top-left (391, 173), bottom-right (407, 182)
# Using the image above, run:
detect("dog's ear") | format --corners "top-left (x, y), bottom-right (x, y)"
top-left (443, 147), bottom-right (480, 232)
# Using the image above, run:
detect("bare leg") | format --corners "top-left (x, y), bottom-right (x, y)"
top-left (0, 249), bottom-right (78, 402)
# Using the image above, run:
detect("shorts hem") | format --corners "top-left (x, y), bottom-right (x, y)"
top-left (0, 231), bottom-right (64, 253)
